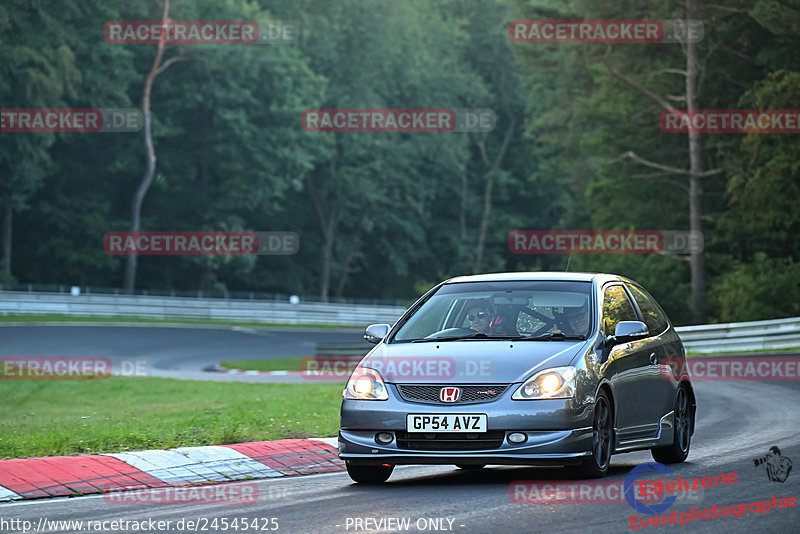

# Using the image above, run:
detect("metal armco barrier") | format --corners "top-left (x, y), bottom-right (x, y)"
top-left (0, 291), bottom-right (798, 353)
top-left (675, 316), bottom-right (800, 354)
top-left (0, 291), bottom-right (405, 326)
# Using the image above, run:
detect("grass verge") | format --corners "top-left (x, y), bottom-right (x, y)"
top-left (0, 376), bottom-right (344, 459)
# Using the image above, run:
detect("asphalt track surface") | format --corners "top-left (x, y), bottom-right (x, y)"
top-left (1, 325), bottom-right (800, 533)
top-left (0, 324), bottom-right (364, 382)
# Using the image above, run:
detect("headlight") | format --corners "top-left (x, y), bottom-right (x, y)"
top-left (344, 367), bottom-right (388, 400)
top-left (512, 366), bottom-right (577, 400)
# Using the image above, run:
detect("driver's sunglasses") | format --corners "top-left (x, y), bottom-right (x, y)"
top-left (467, 311), bottom-right (489, 321)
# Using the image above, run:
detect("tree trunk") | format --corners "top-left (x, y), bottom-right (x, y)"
top-left (123, 1), bottom-right (170, 293)
top-left (1, 203), bottom-right (11, 281)
top-left (334, 206), bottom-right (373, 297)
top-left (123, 107), bottom-right (156, 293)
top-left (123, 0), bottom-right (196, 293)
top-left (334, 235), bottom-right (356, 298)
top-left (473, 169), bottom-right (494, 272)
top-left (685, 0), bottom-right (706, 323)
top-left (319, 223), bottom-right (334, 302)
top-left (459, 170), bottom-right (468, 240)
top-left (307, 162), bottom-right (340, 303)
top-left (472, 116), bottom-right (517, 272)
top-left (604, 1), bottom-right (715, 324)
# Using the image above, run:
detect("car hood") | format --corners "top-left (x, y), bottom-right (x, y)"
top-left (360, 339), bottom-right (589, 384)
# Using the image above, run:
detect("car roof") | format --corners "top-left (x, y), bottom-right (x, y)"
top-left (444, 271), bottom-right (622, 285)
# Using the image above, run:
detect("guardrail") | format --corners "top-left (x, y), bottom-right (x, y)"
top-left (675, 316), bottom-right (800, 354)
top-left (0, 290), bottom-right (797, 353)
top-left (0, 282), bottom-right (409, 306)
top-left (0, 291), bottom-right (405, 326)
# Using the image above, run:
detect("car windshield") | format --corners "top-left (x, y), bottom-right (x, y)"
top-left (392, 280), bottom-right (593, 342)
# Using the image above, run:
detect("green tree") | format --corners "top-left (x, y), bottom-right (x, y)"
top-left (0, 0), bottom-right (83, 283)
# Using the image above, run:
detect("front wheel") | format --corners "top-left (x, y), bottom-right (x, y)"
top-left (345, 462), bottom-right (394, 484)
top-left (571, 390), bottom-right (613, 478)
top-left (651, 386), bottom-right (691, 464)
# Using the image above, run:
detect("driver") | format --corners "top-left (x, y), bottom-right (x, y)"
top-left (557, 305), bottom-right (589, 336)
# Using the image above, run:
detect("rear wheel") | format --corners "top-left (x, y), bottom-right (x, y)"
top-left (345, 462), bottom-right (394, 484)
top-left (572, 390), bottom-right (613, 478)
top-left (651, 386), bottom-right (691, 464)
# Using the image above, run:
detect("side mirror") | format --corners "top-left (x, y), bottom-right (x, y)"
top-left (364, 324), bottom-right (390, 344)
top-left (606, 321), bottom-right (648, 346)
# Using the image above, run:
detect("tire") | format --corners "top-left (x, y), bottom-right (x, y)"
top-left (345, 462), bottom-right (394, 484)
top-left (455, 464), bottom-right (485, 470)
top-left (651, 386), bottom-right (691, 464)
top-left (572, 390), bottom-right (613, 478)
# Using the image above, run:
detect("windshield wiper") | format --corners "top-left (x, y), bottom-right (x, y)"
top-left (411, 332), bottom-right (492, 343)
top-left (410, 332), bottom-right (585, 343)
top-left (524, 332), bottom-right (585, 341)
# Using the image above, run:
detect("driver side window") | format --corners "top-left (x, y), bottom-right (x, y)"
top-left (602, 285), bottom-right (638, 337)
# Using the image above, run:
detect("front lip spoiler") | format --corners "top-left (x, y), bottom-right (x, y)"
top-left (340, 453), bottom-right (589, 466)
top-left (338, 426), bottom-right (594, 466)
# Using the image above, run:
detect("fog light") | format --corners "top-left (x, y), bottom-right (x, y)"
top-left (375, 432), bottom-right (394, 444)
top-left (508, 432), bottom-right (527, 444)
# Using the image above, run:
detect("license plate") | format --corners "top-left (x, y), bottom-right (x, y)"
top-left (406, 414), bottom-right (487, 433)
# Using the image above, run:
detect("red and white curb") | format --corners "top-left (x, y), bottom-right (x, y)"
top-left (215, 367), bottom-right (355, 379)
top-left (224, 369), bottom-right (302, 375)
top-left (0, 485), bottom-right (21, 501)
top-left (0, 438), bottom-right (341, 502)
top-left (214, 364), bottom-right (301, 376)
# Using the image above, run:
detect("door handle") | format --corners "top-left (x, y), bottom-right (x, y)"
top-left (649, 353), bottom-right (658, 365)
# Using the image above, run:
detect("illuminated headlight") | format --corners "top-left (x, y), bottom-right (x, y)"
top-left (344, 367), bottom-right (388, 400)
top-left (512, 366), bottom-right (577, 400)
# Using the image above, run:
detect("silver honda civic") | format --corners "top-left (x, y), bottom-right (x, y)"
top-left (338, 272), bottom-right (696, 483)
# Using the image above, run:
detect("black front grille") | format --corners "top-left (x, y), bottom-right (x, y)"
top-left (396, 384), bottom-right (509, 405)
top-left (396, 431), bottom-right (505, 450)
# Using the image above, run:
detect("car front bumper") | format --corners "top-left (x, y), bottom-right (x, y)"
top-left (339, 384), bottom-right (595, 466)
